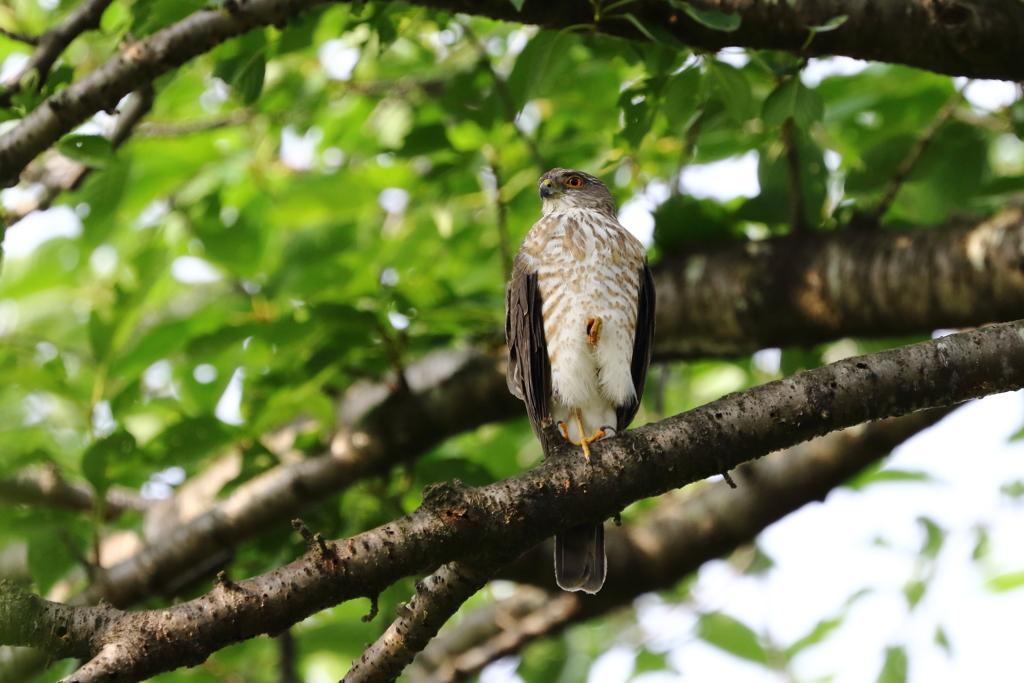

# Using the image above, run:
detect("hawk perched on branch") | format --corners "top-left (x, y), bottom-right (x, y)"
top-left (506, 168), bottom-right (656, 593)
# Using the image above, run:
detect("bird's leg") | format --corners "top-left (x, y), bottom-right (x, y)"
top-left (561, 409), bottom-right (598, 462)
top-left (586, 317), bottom-right (603, 346)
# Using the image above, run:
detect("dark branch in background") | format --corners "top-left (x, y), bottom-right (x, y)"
top-left (0, 0), bottom-right (113, 102)
top-left (0, 465), bottom-right (151, 520)
top-left (866, 84), bottom-right (969, 226)
top-left (5, 321), bottom-right (1024, 683)
top-left (276, 630), bottom-right (299, 683)
top-left (411, 408), bottom-right (950, 683)
top-left (654, 209), bottom-right (1024, 357)
top-left (781, 118), bottom-right (808, 234)
top-left (0, 27), bottom-right (40, 46)
top-left (4, 0), bottom-right (1024, 186)
top-left (2, 86), bottom-right (153, 227)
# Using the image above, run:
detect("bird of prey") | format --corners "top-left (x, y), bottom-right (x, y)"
top-left (505, 168), bottom-right (656, 593)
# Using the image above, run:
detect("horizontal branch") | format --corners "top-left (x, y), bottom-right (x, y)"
top-left (419, 0), bottom-right (1024, 81)
top-left (411, 408), bottom-right (949, 682)
top-left (654, 210), bottom-right (1024, 357)
top-left (0, 466), bottom-right (151, 519)
top-left (13, 320), bottom-right (1023, 683)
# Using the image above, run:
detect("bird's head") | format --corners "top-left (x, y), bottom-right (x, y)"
top-left (538, 168), bottom-right (616, 217)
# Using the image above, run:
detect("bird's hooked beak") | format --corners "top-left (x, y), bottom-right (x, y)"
top-left (539, 178), bottom-right (559, 199)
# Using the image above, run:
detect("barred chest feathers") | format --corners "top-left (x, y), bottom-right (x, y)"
top-left (518, 209), bottom-right (646, 422)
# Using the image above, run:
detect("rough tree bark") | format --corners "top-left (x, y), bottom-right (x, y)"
top-left (2, 321), bottom-right (1022, 683)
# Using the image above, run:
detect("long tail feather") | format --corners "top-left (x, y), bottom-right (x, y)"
top-left (554, 523), bottom-right (606, 593)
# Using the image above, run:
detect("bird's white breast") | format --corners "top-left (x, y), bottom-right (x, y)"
top-left (519, 210), bottom-right (646, 423)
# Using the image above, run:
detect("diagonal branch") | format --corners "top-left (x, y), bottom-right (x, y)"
top-left (0, 465), bottom-right (151, 520)
top-left (0, 0), bottom-right (113, 100)
top-left (866, 84), bottom-right (968, 226)
top-left (342, 559), bottom-right (509, 683)
top-left (5, 320), bottom-right (1023, 683)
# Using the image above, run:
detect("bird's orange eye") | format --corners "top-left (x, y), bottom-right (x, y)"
top-left (566, 176), bottom-right (583, 188)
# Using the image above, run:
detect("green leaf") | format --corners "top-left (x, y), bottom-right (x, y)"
top-left (934, 625), bottom-right (951, 655)
top-left (89, 310), bottom-right (117, 362)
top-left (680, 3), bottom-right (742, 31)
top-left (786, 617), bottom-right (842, 658)
top-left (986, 569), bottom-right (1024, 592)
top-left (663, 66), bottom-right (703, 129)
top-left (507, 0), bottom-right (525, 10)
top-left (82, 431), bottom-right (138, 496)
top-left (213, 29), bottom-right (268, 104)
top-left (903, 579), bottom-right (926, 609)
top-left (876, 646), bottom-right (907, 683)
top-left (131, 0), bottom-right (207, 37)
top-left (697, 613), bottom-right (768, 665)
top-left (917, 516), bottom-right (945, 559)
top-left (846, 463), bottom-right (935, 490)
top-left (57, 135), bottom-right (114, 168)
top-left (807, 14), bottom-right (849, 33)
top-left (633, 647), bottom-right (669, 674)
top-left (707, 60), bottom-right (752, 123)
top-left (618, 87), bottom-right (654, 148)
top-left (28, 532), bottom-right (76, 595)
top-left (763, 79), bottom-right (823, 129)
top-left (762, 79), bottom-right (799, 128)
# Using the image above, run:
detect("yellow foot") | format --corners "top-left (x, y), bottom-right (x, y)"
top-left (586, 317), bottom-right (603, 346)
top-left (558, 415), bottom-right (606, 461)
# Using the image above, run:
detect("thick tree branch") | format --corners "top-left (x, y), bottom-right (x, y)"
top-left (10, 321), bottom-right (1023, 683)
top-left (3, 0), bottom-right (1024, 187)
top-left (654, 210), bottom-right (1024, 357)
top-left (411, 408), bottom-right (950, 682)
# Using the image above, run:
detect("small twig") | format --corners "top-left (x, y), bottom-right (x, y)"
top-left (134, 109), bottom-right (253, 137)
top-left (867, 83), bottom-right (969, 226)
top-left (722, 471), bottom-right (737, 488)
top-left (0, 0), bottom-right (114, 100)
top-left (0, 27), bottom-right (40, 46)
top-left (484, 159), bottom-right (513, 278)
top-left (0, 465), bottom-right (151, 519)
top-left (782, 118), bottom-right (809, 234)
top-left (672, 110), bottom-right (704, 197)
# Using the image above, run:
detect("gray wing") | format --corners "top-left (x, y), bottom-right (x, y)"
top-left (616, 262), bottom-right (656, 432)
top-left (505, 255), bottom-right (552, 450)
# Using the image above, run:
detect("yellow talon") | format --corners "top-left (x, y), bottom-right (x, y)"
top-left (558, 412), bottom-right (605, 461)
top-left (586, 317), bottom-right (603, 346)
